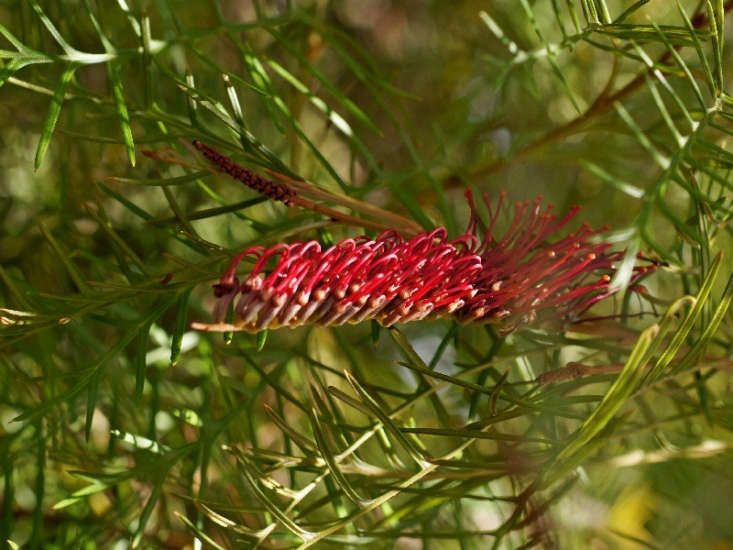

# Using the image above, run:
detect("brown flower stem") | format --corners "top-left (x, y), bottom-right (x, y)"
top-left (453, 0), bottom-right (732, 186)
top-left (266, 169), bottom-right (424, 236)
top-left (144, 144), bottom-right (423, 236)
top-left (290, 195), bottom-right (404, 234)
top-left (190, 139), bottom-right (423, 234)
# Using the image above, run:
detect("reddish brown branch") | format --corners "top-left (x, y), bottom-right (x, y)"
top-left (452, 1), bottom-right (733, 185)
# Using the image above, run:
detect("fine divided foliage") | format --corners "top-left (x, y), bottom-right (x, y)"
top-left (1, 1), bottom-right (732, 549)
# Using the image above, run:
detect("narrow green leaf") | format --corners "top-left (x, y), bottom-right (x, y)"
top-left (223, 303), bottom-right (234, 345)
top-left (642, 70), bottom-right (684, 146)
top-left (598, 0), bottom-right (613, 23)
top-left (549, 0), bottom-right (569, 38)
top-left (82, 0), bottom-right (135, 165)
top-left (543, 322), bottom-right (658, 486)
top-left (655, 197), bottom-right (706, 246)
top-left (161, 185), bottom-right (200, 239)
top-left (85, 368), bottom-right (103, 442)
top-left (141, 12), bottom-right (154, 109)
top-left (309, 408), bottom-right (370, 506)
top-left (0, 21), bottom-right (34, 52)
top-left (614, 102), bottom-right (670, 170)
top-left (367, 320), bottom-right (380, 343)
top-left (223, 73), bottom-right (245, 127)
top-left (132, 484), bottom-right (161, 549)
top-left (233, 450), bottom-right (315, 540)
top-left (263, 29), bottom-right (381, 134)
top-left (613, 0), bottom-right (650, 24)
top-left (97, 184), bottom-right (209, 252)
top-left (427, 325), bottom-right (456, 371)
top-left (267, 93), bottom-right (351, 191)
top-left (0, 58), bottom-right (24, 89)
top-left (30, 0), bottom-right (80, 56)
top-left (108, 60), bottom-right (135, 166)
top-left (674, 270), bottom-right (733, 374)
top-left (675, 0), bottom-right (717, 98)
top-left (175, 512), bottom-right (229, 550)
top-left (396, 360), bottom-right (496, 396)
top-left (583, 0), bottom-right (600, 24)
top-left (694, 138), bottom-right (733, 167)
top-left (170, 288), bottom-right (193, 366)
top-left (263, 404), bottom-right (316, 452)
top-left (518, 0), bottom-right (582, 113)
top-left (268, 58), bottom-right (379, 135)
top-left (53, 482), bottom-right (108, 510)
top-left (38, 220), bottom-right (89, 293)
top-left (35, 63), bottom-right (76, 170)
top-left (241, 48), bottom-right (284, 133)
top-left (0, 265), bottom-right (33, 309)
top-left (647, 252), bottom-right (723, 382)
top-left (715, 0), bottom-right (725, 69)
top-left (13, 300), bottom-right (173, 424)
top-left (694, 370), bottom-right (713, 425)
top-left (256, 330), bottom-right (268, 351)
top-left (343, 372), bottom-right (428, 467)
top-left (705, 1), bottom-right (724, 94)
top-left (112, 430), bottom-right (168, 454)
top-left (580, 161), bottom-right (644, 198)
top-left (595, 24), bottom-right (711, 46)
top-left (136, 321), bottom-right (152, 401)
top-left (651, 21), bottom-right (706, 112)
top-left (107, 171), bottom-right (210, 187)
top-left (184, 72), bottom-right (199, 126)
top-left (480, 11), bottom-right (521, 57)
top-left (178, 82), bottom-right (288, 172)
top-left (147, 197), bottom-right (266, 225)
top-left (97, 182), bottom-right (152, 220)
top-left (85, 204), bottom-right (149, 277)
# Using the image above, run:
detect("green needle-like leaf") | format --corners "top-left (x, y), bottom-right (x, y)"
top-left (35, 63), bottom-right (76, 170)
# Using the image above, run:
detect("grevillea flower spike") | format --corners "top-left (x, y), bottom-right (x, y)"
top-left (191, 190), bottom-right (657, 334)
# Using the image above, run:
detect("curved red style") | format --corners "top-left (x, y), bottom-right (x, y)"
top-left (192, 191), bottom-right (655, 333)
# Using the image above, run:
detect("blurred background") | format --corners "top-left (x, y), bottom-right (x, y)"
top-left (1, 1), bottom-right (733, 549)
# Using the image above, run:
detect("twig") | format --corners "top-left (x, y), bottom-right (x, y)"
top-left (450, 0), bottom-right (733, 185)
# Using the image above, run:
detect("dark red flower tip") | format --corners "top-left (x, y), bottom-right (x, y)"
top-left (192, 191), bottom-right (657, 334)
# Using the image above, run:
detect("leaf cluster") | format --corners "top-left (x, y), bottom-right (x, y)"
top-left (1, 1), bottom-right (732, 549)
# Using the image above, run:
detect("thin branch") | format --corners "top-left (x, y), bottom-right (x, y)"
top-left (452, 0), bottom-right (733, 185)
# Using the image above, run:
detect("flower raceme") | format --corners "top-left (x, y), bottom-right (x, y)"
top-left (191, 192), bottom-right (655, 334)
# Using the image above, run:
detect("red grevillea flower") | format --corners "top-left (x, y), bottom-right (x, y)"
top-left (192, 192), bottom-right (655, 334)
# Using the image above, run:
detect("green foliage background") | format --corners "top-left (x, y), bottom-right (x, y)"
top-left (1, 0), bottom-right (733, 548)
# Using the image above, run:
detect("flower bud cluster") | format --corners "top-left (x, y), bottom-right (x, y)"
top-left (192, 140), bottom-right (296, 205)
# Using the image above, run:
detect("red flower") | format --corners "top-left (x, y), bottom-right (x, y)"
top-left (192, 192), bottom-right (655, 334)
